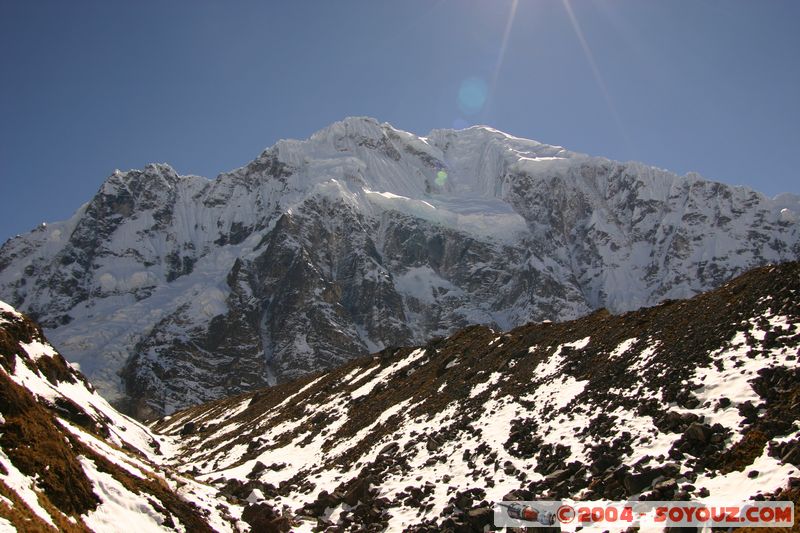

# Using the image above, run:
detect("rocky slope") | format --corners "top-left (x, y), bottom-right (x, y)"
top-left (1, 117), bottom-right (798, 417)
top-left (153, 261), bottom-right (800, 532)
top-left (0, 301), bottom-right (243, 531)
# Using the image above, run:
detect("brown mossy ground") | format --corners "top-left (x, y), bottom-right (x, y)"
top-left (0, 370), bottom-right (100, 517)
top-left (0, 306), bottom-right (220, 531)
top-left (717, 430), bottom-right (770, 474)
top-left (0, 388), bottom-right (219, 532)
top-left (0, 477), bottom-right (90, 532)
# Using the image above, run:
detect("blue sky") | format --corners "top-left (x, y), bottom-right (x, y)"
top-left (1, 0), bottom-right (798, 242)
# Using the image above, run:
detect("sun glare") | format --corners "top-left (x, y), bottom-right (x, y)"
top-left (491, 0), bottom-right (520, 92)
top-left (561, 0), bottom-right (629, 145)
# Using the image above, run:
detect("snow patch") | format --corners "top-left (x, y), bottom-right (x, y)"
top-left (351, 349), bottom-right (426, 399)
top-left (0, 449), bottom-right (57, 527)
top-left (79, 456), bottom-right (170, 532)
top-left (394, 266), bottom-right (464, 304)
top-left (608, 337), bottom-right (637, 359)
top-left (18, 339), bottom-right (58, 361)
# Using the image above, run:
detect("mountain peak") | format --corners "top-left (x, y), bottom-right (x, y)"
top-left (102, 162), bottom-right (184, 194)
top-left (0, 118), bottom-right (797, 416)
top-left (143, 161), bottom-right (179, 177)
top-left (308, 115), bottom-right (388, 143)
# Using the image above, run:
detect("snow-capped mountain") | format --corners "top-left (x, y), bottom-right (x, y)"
top-left (0, 117), bottom-right (798, 417)
top-left (0, 300), bottom-right (243, 531)
top-left (153, 261), bottom-right (800, 531)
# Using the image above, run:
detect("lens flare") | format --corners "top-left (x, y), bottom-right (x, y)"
top-left (435, 170), bottom-right (448, 186)
top-left (458, 78), bottom-right (488, 115)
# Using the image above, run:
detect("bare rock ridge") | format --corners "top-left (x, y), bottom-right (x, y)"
top-left (154, 261), bottom-right (800, 531)
top-left (1, 117), bottom-right (798, 417)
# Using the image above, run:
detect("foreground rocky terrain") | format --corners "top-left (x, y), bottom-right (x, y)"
top-left (2, 262), bottom-right (799, 531)
top-left (1, 117), bottom-right (798, 417)
top-left (0, 301), bottom-right (243, 531)
top-left (151, 261), bottom-right (800, 532)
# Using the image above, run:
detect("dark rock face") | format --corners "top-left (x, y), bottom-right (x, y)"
top-left (1, 118), bottom-right (798, 416)
top-left (152, 262), bottom-right (800, 530)
top-left (241, 502), bottom-right (292, 532)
